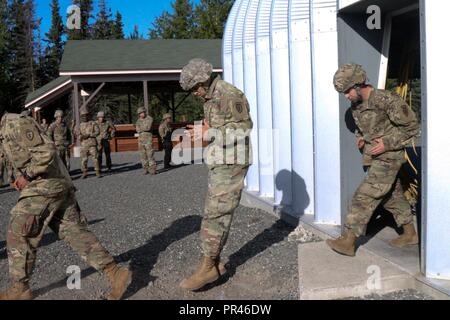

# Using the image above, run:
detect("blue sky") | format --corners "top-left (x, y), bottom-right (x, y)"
top-left (36, 0), bottom-right (201, 39)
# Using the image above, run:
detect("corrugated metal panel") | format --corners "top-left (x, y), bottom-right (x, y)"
top-left (270, 0), bottom-right (292, 206)
top-left (256, 0), bottom-right (275, 198)
top-left (223, 0), bottom-right (243, 82)
top-left (310, 0), bottom-right (340, 224)
top-left (243, 0), bottom-right (261, 193)
top-left (289, 0), bottom-right (315, 216)
top-left (232, 0), bottom-right (249, 91)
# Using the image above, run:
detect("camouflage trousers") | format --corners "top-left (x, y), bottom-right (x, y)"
top-left (80, 145), bottom-right (100, 173)
top-left (6, 190), bottom-right (114, 283)
top-left (201, 164), bottom-right (249, 258)
top-left (98, 139), bottom-right (112, 170)
top-left (345, 159), bottom-right (414, 237)
top-left (139, 142), bottom-right (156, 171)
top-left (56, 145), bottom-right (70, 171)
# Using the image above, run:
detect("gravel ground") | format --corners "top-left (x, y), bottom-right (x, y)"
top-left (342, 289), bottom-right (434, 300)
top-left (0, 152), bottom-right (302, 300)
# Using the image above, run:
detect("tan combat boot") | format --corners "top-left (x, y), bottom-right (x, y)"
top-left (149, 166), bottom-right (157, 175)
top-left (81, 171), bottom-right (88, 179)
top-left (326, 229), bottom-right (357, 257)
top-left (389, 223), bottom-right (419, 248)
top-left (0, 282), bottom-right (33, 300)
top-left (180, 256), bottom-right (220, 291)
top-left (104, 263), bottom-right (132, 300)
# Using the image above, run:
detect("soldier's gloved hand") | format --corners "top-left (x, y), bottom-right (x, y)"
top-left (13, 176), bottom-right (29, 191)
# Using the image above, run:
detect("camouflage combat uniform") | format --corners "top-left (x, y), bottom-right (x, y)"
top-left (0, 113), bottom-right (114, 285)
top-left (200, 75), bottom-right (253, 259)
top-left (47, 120), bottom-right (71, 170)
top-left (135, 114), bottom-right (156, 174)
top-left (159, 117), bottom-right (173, 169)
top-left (0, 143), bottom-right (14, 185)
top-left (346, 89), bottom-right (420, 236)
top-left (97, 120), bottom-right (116, 171)
top-left (76, 120), bottom-right (101, 174)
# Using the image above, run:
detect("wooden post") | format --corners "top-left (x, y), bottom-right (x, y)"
top-left (143, 80), bottom-right (149, 114)
top-left (128, 93), bottom-right (132, 124)
top-left (171, 90), bottom-right (176, 122)
top-left (74, 82), bottom-right (80, 146)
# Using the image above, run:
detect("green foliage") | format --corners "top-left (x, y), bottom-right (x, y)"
top-left (129, 25), bottom-right (144, 40)
top-left (0, 0), bottom-right (11, 109)
top-left (194, 0), bottom-right (234, 39)
top-left (112, 11), bottom-right (124, 39)
top-left (67, 0), bottom-right (93, 40)
top-left (92, 0), bottom-right (113, 39)
top-left (149, 0), bottom-right (195, 39)
top-left (385, 78), bottom-right (422, 121)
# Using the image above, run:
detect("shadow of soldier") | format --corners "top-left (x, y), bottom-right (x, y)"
top-left (202, 169), bottom-right (309, 290)
top-left (33, 215), bottom-right (202, 299)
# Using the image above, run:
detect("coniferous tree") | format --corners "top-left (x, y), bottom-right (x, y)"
top-left (194, 0), bottom-right (233, 39)
top-left (112, 11), bottom-right (124, 39)
top-left (0, 0), bottom-right (11, 109)
top-left (43, 0), bottom-right (65, 81)
top-left (129, 25), bottom-right (143, 40)
top-left (67, 0), bottom-right (93, 40)
top-left (92, 0), bottom-right (113, 39)
top-left (149, 0), bottom-right (195, 39)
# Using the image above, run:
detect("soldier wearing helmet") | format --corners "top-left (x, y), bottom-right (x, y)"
top-left (74, 109), bottom-right (101, 179)
top-left (135, 107), bottom-right (156, 175)
top-left (178, 58), bottom-right (253, 291)
top-left (327, 63), bottom-right (421, 257)
top-left (48, 110), bottom-right (72, 170)
top-left (159, 113), bottom-right (173, 170)
top-left (96, 111), bottom-right (116, 173)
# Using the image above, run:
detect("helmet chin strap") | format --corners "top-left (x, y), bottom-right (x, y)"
top-left (355, 85), bottom-right (364, 102)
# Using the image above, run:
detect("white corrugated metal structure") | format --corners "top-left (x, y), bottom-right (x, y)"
top-left (223, 0), bottom-right (450, 283)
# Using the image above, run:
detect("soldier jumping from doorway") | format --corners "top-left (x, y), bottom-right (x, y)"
top-left (326, 63), bottom-right (421, 257)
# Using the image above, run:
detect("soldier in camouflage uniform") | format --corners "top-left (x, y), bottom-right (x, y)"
top-left (0, 111), bottom-right (131, 300)
top-left (159, 113), bottom-right (173, 169)
top-left (47, 110), bottom-right (71, 171)
top-left (326, 63), bottom-right (421, 257)
top-left (96, 111), bottom-right (116, 173)
top-left (0, 143), bottom-right (14, 187)
top-left (179, 58), bottom-right (253, 291)
top-left (75, 111), bottom-right (101, 179)
top-left (135, 107), bottom-right (156, 175)
top-left (40, 118), bottom-right (49, 132)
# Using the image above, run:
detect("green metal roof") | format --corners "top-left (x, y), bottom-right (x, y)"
top-left (60, 39), bottom-right (223, 73)
top-left (25, 76), bottom-right (72, 106)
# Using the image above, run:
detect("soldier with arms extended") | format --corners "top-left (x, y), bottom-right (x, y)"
top-left (75, 110), bottom-right (101, 179)
top-left (326, 63), bottom-right (421, 257)
top-left (0, 109), bottom-right (131, 300)
top-left (96, 111), bottom-right (116, 173)
top-left (179, 58), bottom-right (253, 291)
top-left (47, 110), bottom-right (71, 170)
top-left (135, 107), bottom-right (156, 175)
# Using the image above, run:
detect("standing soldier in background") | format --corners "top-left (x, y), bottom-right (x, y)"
top-left (159, 113), bottom-right (173, 169)
top-left (0, 143), bottom-right (14, 187)
top-left (75, 110), bottom-right (101, 179)
top-left (96, 111), bottom-right (116, 173)
top-left (47, 110), bottom-right (71, 171)
top-left (0, 110), bottom-right (131, 300)
top-left (179, 58), bottom-right (253, 291)
top-left (326, 63), bottom-right (421, 257)
top-left (40, 118), bottom-right (49, 132)
top-left (135, 107), bottom-right (156, 175)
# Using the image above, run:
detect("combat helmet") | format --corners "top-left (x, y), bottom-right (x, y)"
top-left (137, 107), bottom-right (146, 115)
top-left (55, 110), bottom-right (64, 118)
top-left (97, 111), bottom-right (105, 118)
top-left (179, 58), bottom-right (213, 91)
top-left (162, 113), bottom-right (171, 121)
top-left (333, 63), bottom-right (367, 93)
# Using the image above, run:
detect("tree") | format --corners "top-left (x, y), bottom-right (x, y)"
top-left (43, 0), bottom-right (65, 81)
top-left (129, 25), bottom-right (144, 40)
top-left (92, 0), bottom-right (113, 39)
top-left (149, 0), bottom-right (195, 39)
top-left (67, 0), bottom-right (93, 40)
top-left (194, 0), bottom-right (233, 39)
top-left (8, 0), bottom-right (39, 109)
top-left (0, 0), bottom-right (11, 109)
top-left (112, 11), bottom-right (124, 39)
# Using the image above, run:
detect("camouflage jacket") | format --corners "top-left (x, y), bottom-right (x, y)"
top-left (203, 76), bottom-right (253, 167)
top-left (0, 113), bottom-right (74, 198)
top-left (159, 122), bottom-right (172, 141)
top-left (48, 121), bottom-right (71, 147)
top-left (97, 121), bottom-right (116, 143)
top-left (135, 116), bottom-right (153, 144)
top-left (76, 121), bottom-right (100, 148)
top-left (352, 89), bottom-right (420, 165)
